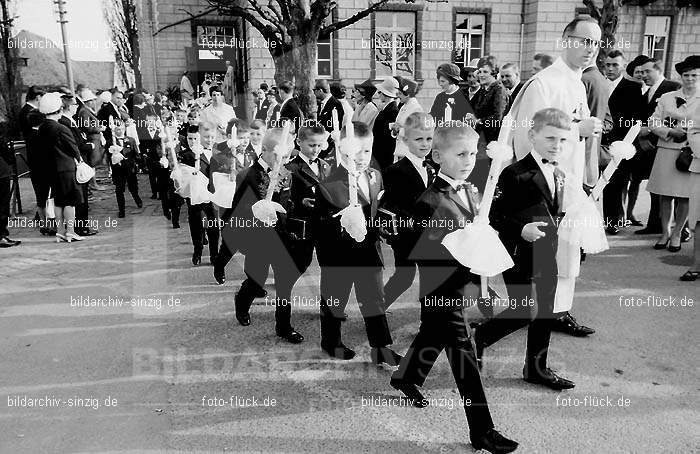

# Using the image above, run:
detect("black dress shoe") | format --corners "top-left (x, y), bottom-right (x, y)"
top-left (322, 343), bottom-right (355, 360)
top-left (471, 428), bottom-right (519, 454)
top-left (118, 211), bottom-right (126, 218)
top-left (653, 239), bottom-right (670, 250)
top-left (523, 367), bottom-right (575, 390)
top-left (136, 199), bottom-right (143, 208)
top-left (371, 347), bottom-right (402, 366)
top-left (39, 227), bottom-right (51, 236)
top-left (192, 252), bottom-right (202, 266)
top-left (551, 312), bottom-right (595, 337)
top-left (236, 313), bottom-right (251, 326)
top-left (277, 329), bottom-right (304, 344)
top-left (681, 226), bottom-right (691, 243)
top-left (0, 237), bottom-right (19, 248)
top-left (76, 229), bottom-right (97, 236)
top-left (605, 226), bottom-right (619, 235)
top-left (172, 222), bottom-right (180, 229)
top-left (636, 226), bottom-right (662, 235)
top-left (213, 266), bottom-right (226, 285)
top-left (628, 219), bottom-right (643, 227)
top-left (389, 378), bottom-right (427, 408)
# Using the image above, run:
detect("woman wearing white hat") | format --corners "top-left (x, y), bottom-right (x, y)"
top-left (371, 77), bottom-right (400, 171)
top-left (37, 92), bottom-right (85, 242)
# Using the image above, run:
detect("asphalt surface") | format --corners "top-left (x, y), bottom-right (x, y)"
top-left (0, 175), bottom-right (698, 454)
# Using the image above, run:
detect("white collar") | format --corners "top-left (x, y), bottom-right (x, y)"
top-left (258, 157), bottom-right (271, 172)
top-left (648, 76), bottom-right (665, 94)
top-left (298, 152), bottom-right (318, 167)
top-left (531, 149), bottom-right (557, 172)
top-left (437, 171), bottom-right (465, 190)
top-left (445, 86), bottom-right (459, 95)
top-left (552, 56), bottom-right (583, 80)
top-left (404, 152), bottom-right (426, 173)
top-left (27, 100), bottom-right (39, 109)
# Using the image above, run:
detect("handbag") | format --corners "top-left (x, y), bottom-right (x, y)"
top-left (75, 159), bottom-right (95, 183)
top-left (46, 187), bottom-right (55, 218)
top-left (676, 147), bottom-right (693, 172)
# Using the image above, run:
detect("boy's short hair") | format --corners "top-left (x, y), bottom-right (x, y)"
top-left (250, 119), bottom-right (267, 131)
top-left (433, 125), bottom-right (479, 152)
top-left (298, 121), bottom-right (328, 142)
top-left (209, 85), bottom-right (223, 96)
top-left (342, 121), bottom-right (372, 139)
top-left (531, 108), bottom-right (571, 132)
top-left (404, 112), bottom-right (435, 133)
top-left (186, 125), bottom-right (200, 135)
top-left (198, 121), bottom-right (216, 134)
top-left (187, 110), bottom-right (199, 119)
top-left (226, 118), bottom-right (249, 136)
top-left (262, 128), bottom-right (289, 153)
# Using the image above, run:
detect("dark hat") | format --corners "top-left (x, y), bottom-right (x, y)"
top-left (436, 63), bottom-right (462, 82)
top-left (354, 79), bottom-right (377, 97)
top-left (626, 55), bottom-right (652, 76)
top-left (675, 55), bottom-right (700, 75)
top-left (57, 86), bottom-right (74, 99)
top-left (397, 76), bottom-right (418, 97)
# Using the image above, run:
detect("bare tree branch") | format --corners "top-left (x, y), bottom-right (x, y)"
top-left (153, 6), bottom-right (217, 36)
top-left (319, 0), bottom-right (390, 37)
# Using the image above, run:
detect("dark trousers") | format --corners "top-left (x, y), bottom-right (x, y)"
top-left (168, 180), bottom-right (183, 226)
top-left (603, 161), bottom-right (631, 227)
top-left (235, 236), bottom-right (311, 333)
top-left (0, 176), bottom-right (9, 238)
top-left (474, 266), bottom-right (557, 376)
top-left (319, 265), bottom-right (392, 348)
top-left (647, 193), bottom-right (661, 230)
top-left (155, 167), bottom-right (171, 216)
top-left (393, 309), bottom-right (494, 439)
top-left (75, 183), bottom-right (90, 232)
top-left (186, 200), bottom-right (219, 258)
top-left (147, 156), bottom-right (160, 196)
top-left (383, 242), bottom-right (418, 310)
top-left (112, 168), bottom-right (141, 213)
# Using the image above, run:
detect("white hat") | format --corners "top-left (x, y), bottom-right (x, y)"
top-left (38, 92), bottom-right (63, 114)
top-left (99, 91), bottom-right (112, 103)
top-left (375, 77), bottom-right (399, 98)
top-left (78, 88), bottom-right (97, 102)
top-left (465, 58), bottom-right (480, 70)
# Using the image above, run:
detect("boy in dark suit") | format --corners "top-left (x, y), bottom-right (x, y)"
top-left (220, 128), bottom-right (304, 343)
top-left (180, 122), bottom-right (219, 266)
top-left (390, 125), bottom-right (518, 454)
top-left (314, 132), bottom-right (401, 365)
top-left (472, 108), bottom-right (576, 391)
top-left (108, 120), bottom-right (142, 218)
top-left (381, 112), bottom-right (436, 310)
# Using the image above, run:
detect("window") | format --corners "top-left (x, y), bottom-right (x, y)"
top-left (317, 35), bottom-right (332, 78)
top-left (196, 25), bottom-right (235, 60)
top-left (643, 16), bottom-right (671, 63)
top-left (374, 11), bottom-right (416, 77)
top-left (453, 13), bottom-right (485, 68)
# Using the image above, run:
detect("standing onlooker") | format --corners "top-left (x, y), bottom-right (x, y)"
top-left (372, 77), bottom-right (400, 171)
top-left (532, 53), bottom-right (553, 75)
top-left (223, 60), bottom-right (235, 105)
top-left (473, 55), bottom-right (508, 144)
top-left (646, 56), bottom-right (699, 252)
top-left (351, 79), bottom-right (379, 129)
top-left (683, 98), bottom-right (700, 281)
top-left (460, 60), bottom-right (483, 106)
top-left (581, 59), bottom-right (609, 196)
top-left (635, 57), bottom-right (681, 235)
top-left (253, 85), bottom-right (270, 121)
top-left (430, 63), bottom-right (475, 125)
top-left (0, 129), bottom-right (20, 247)
top-left (278, 81), bottom-right (303, 134)
top-left (180, 70), bottom-right (194, 104)
top-left (37, 92), bottom-right (84, 243)
top-left (200, 86), bottom-right (236, 142)
top-left (331, 81), bottom-right (354, 129)
top-left (264, 91), bottom-right (281, 128)
top-left (605, 50), bottom-right (626, 92)
top-left (500, 63), bottom-right (524, 113)
top-left (391, 76), bottom-right (423, 161)
top-left (76, 88), bottom-right (105, 170)
top-left (19, 86), bottom-right (52, 235)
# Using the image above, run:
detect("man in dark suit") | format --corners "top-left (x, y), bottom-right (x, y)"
top-left (500, 63), bottom-right (524, 114)
top-left (371, 78), bottom-right (400, 171)
top-left (253, 85), bottom-right (270, 121)
top-left (314, 79), bottom-right (344, 160)
top-left (140, 114), bottom-right (171, 217)
top-left (19, 86), bottom-right (51, 233)
top-left (58, 89), bottom-right (97, 236)
top-left (180, 123), bottom-right (219, 266)
top-left (603, 54), bottom-right (647, 233)
top-left (635, 57), bottom-right (681, 235)
top-left (75, 88), bottom-right (105, 170)
top-left (390, 124), bottom-right (518, 454)
top-left (314, 133), bottom-right (401, 365)
top-left (381, 111), bottom-right (436, 310)
top-left (472, 108), bottom-right (576, 392)
top-left (277, 81), bottom-right (303, 134)
top-left (0, 131), bottom-right (20, 247)
top-left (98, 89), bottom-right (129, 147)
top-left (108, 120), bottom-right (142, 218)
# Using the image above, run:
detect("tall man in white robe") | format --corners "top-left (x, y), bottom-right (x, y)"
top-left (500, 17), bottom-right (603, 337)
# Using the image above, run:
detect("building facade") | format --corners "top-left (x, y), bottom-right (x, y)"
top-left (137, 0), bottom-right (700, 116)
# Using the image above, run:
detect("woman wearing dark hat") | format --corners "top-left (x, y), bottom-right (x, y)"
top-left (646, 55), bottom-right (700, 252)
top-left (391, 76), bottom-right (424, 160)
top-left (37, 92), bottom-right (85, 242)
top-left (429, 62), bottom-right (475, 124)
top-left (352, 79), bottom-right (379, 129)
top-left (684, 93), bottom-right (700, 281)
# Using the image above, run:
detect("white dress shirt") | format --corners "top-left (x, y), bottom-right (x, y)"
top-left (646, 76), bottom-right (665, 102)
top-left (437, 171), bottom-right (470, 209)
top-left (299, 152), bottom-right (319, 176)
top-left (531, 149), bottom-right (557, 196)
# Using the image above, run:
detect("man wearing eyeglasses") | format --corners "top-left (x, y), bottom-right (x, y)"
top-left (492, 17), bottom-right (602, 343)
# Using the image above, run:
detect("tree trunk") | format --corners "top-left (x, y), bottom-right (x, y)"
top-left (131, 32), bottom-right (142, 90)
top-left (272, 32), bottom-right (318, 119)
top-left (0, 0), bottom-right (22, 139)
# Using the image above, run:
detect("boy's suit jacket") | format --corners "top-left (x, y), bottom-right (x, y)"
top-left (139, 130), bottom-right (163, 160)
top-left (286, 154), bottom-right (332, 231)
top-left (490, 153), bottom-right (564, 279)
top-left (412, 176), bottom-right (481, 313)
top-left (381, 156), bottom-right (435, 254)
top-left (314, 164), bottom-right (383, 267)
top-left (109, 135), bottom-right (139, 174)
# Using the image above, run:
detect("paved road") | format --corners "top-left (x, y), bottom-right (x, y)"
top-left (1, 176), bottom-right (698, 453)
